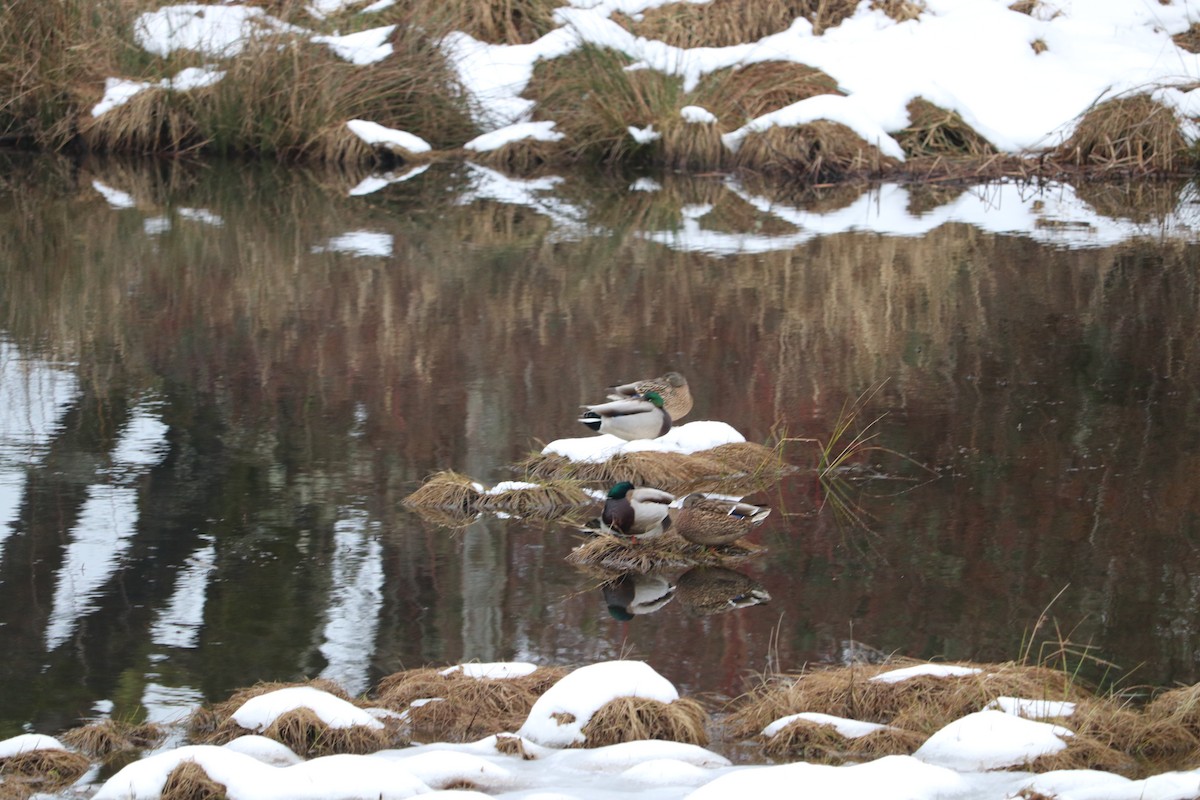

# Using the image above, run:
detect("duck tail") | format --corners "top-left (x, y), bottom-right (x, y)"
top-left (579, 411), bottom-right (602, 431)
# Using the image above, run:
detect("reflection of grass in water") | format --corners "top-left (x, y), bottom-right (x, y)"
top-left (782, 381), bottom-right (932, 532)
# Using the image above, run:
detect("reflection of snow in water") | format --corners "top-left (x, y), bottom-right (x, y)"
top-left (150, 537), bottom-right (217, 649)
top-left (140, 682), bottom-right (205, 725)
top-left (318, 511), bottom-right (384, 696)
top-left (639, 181), bottom-right (1200, 256)
top-left (43, 484), bottom-right (140, 651)
top-left (0, 339), bottom-right (79, 555)
top-left (44, 402), bottom-right (170, 652)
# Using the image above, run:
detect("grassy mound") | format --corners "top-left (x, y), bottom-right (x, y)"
top-left (614, 0), bottom-right (858, 47)
top-left (375, 665), bottom-right (570, 741)
top-left (733, 121), bottom-right (898, 181)
top-left (0, 746), bottom-right (91, 796)
top-left (567, 529), bottom-right (765, 573)
top-left (760, 717), bottom-right (924, 762)
top-left (726, 661), bottom-right (1200, 776)
top-left (59, 719), bottom-right (165, 757)
top-left (580, 696), bottom-right (710, 747)
top-left (402, 471), bottom-right (595, 517)
top-left (161, 759), bottom-right (228, 800)
top-left (1052, 94), bottom-right (1192, 176)
top-left (516, 442), bottom-right (789, 496)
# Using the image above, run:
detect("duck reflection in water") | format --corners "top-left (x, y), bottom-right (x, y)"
top-left (600, 566), bottom-right (769, 620)
top-left (676, 566), bottom-right (770, 616)
top-left (602, 573), bottom-right (676, 620)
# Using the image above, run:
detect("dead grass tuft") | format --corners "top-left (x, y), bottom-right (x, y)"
top-left (724, 661), bottom-right (1087, 740)
top-left (567, 528), bottom-right (765, 573)
top-left (375, 665), bottom-right (570, 741)
top-left (1052, 94), bottom-right (1192, 175)
top-left (411, 0), bottom-right (563, 44)
top-left (160, 759), bottom-right (228, 800)
top-left (895, 98), bottom-right (996, 159)
top-left (81, 25), bottom-right (475, 160)
top-left (476, 481), bottom-right (593, 515)
top-left (0, 747), bottom-right (91, 793)
top-left (494, 733), bottom-right (537, 759)
top-left (59, 719), bottom-right (165, 757)
top-left (254, 707), bottom-right (390, 757)
top-left (616, 0), bottom-right (858, 46)
top-left (733, 121), bottom-right (897, 181)
top-left (192, 678), bottom-right (358, 744)
top-left (580, 696), bottom-right (709, 747)
top-left (870, 0), bottom-right (925, 23)
top-left (761, 717), bottom-right (924, 762)
top-left (1173, 23), bottom-right (1200, 54)
top-left (695, 62), bottom-right (841, 125)
top-left (1027, 732), bottom-right (1139, 776)
top-left (403, 471), bottom-right (480, 510)
top-left (516, 442), bottom-right (788, 496)
top-left (525, 45), bottom-right (683, 164)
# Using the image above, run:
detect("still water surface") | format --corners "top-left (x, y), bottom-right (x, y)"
top-left (2, 156), bottom-right (1200, 738)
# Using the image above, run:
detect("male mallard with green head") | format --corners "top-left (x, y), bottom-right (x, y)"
top-left (607, 371), bottom-right (692, 421)
top-left (672, 493), bottom-right (771, 548)
top-left (600, 481), bottom-right (674, 540)
top-left (579, 390), bottom-right (671, 441)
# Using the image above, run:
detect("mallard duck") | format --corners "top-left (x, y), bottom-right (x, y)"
top-left (600, 481), bottom-right (674, 540)
top-left (676, 566), bottom-right (770, 616)
top-left (601, 573), bottom-right (676, 620)
top-left (607, 371), bottom-right (692, 421)
top-left (671, 493), bottom-right (771, 548)
top-left (579, 390), bottom-right (671, 441)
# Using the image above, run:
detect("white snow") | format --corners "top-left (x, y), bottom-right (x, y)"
top-left (869, 663), bottom-right (983, 684)
top-left (464, 121), bottom-right (565, 152)
top-left (313, 25), bottom-right (395, 64)
top-left (0, 733), bottom-right (66, 758)
top-left (230, 686), bottom-right (386, 731)
top-left (439, 662), bottom-right (540, 679)
top-left (517, 660), bottom-right (679, 746)
top-left (345, 120), bottom-right (432, 154)
top-left (762, 712), bottom-right (890, 739)
top-left (989, 695), bottom-right (1077, 720)
top-left (913, 709), bottom-right (1072, 771)
top-left (680, 105), bottom-right (717, 124)
top-left (542, 420), bottom-right (746, 463)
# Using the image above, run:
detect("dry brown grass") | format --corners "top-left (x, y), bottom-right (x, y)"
top-left (1051, 94), bottom-right (1194, 176)
top-left (403, 472), bottom-right (595, 518)
top-left (160, 759), bottom-right (228, 800)
top-left (403, 470), bottom-right (480, 510)
top-left (579, 696), bottom-right (709, 747)
top-left (407, 0), bottom-right (564, 44)
top-left (525, 45), bottom-right (684, 165)
top-left (59, 719), bottom-right (165, 757)
top-left (732, 121), bottom-right (898, 181)
top-left (0, 747), bottom-right (91, 795)
top-left (80, 25), bottom-right (474, 161)
top-left (870, 0), bottom-right (925, 23)
top-left (1173, 23), bottom-right (1200, 54)
top-left (567, 528), bottom-right (765, 573)
top-left (516, 442), bottom-right (788, 496)
top-left (760, 717), bottom-right (924, 762)
top-left (695, 62), bottom-right (841, 125)
top-left (895, 98), bottom-right (996, 160)
top-left (615, 0), bottom-right (859, 46)
top-left (724, 661), bottom-right (1087, 740)
top-left (374, 665), bottom-right (570, 741)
